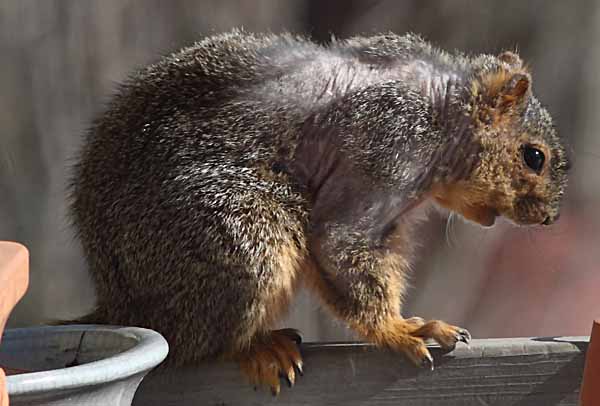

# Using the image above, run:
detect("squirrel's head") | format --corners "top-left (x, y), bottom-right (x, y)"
top-left (433, 51), bottom-right (570, 227)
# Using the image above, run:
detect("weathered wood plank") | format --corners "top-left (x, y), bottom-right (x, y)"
top-left (134, 336), bottom-right (588, 406)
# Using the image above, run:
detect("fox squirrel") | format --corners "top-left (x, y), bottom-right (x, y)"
top-left (69, 30), bottom-right (569, 394)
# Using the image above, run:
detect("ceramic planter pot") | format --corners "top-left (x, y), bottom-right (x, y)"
top-left (1, 325), bottom-right (168, 406)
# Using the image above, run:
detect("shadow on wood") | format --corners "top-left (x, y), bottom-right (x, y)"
top-left (134, 336), bottom-right (587, 406)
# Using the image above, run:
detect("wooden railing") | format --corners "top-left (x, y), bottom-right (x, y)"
top-left (1, 244), bottom-right (597, 406)
top-left (134, 335), bottom-right (589, 406)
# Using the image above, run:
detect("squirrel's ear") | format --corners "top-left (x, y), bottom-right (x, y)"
top-left (497, 72), bottom-right (531, 111)
top-left (497, 51), bottom-right (523, 69)
top-left (475, 69), bottom-right (531, 113)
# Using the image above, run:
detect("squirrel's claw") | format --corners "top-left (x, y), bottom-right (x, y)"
top-left (402, 339), bottom-right (435, 371)
top-left (237, 328), bottom-right (304, 396)
top-left (281, 368), bottom-right (295, 387)
top-left (294, 359), bottom-right (304, 376)
top-left (456, 328), bottom-right (472, 344)
top-left (420, 351), bottom-right (434, 371)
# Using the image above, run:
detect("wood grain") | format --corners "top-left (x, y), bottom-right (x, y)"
top-left (134, 336), bottom-right (588, 406)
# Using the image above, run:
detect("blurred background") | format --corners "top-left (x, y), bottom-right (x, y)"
top-left (1, 0), bottom-right (599, 341)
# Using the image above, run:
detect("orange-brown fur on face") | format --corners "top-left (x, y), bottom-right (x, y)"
top-left (433, 134), bottom-right (559, 227)
top-left (431, 182), bottom-right (499, 227)
top-left (436, 55), bottom-right (568, 227)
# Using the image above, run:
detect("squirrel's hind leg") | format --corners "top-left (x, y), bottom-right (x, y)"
top-left (223, 221), bottom-right (308, 396)
top-left (198, 169), bottom-right (311, 395)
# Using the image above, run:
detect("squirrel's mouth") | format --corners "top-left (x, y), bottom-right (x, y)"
top-left (473, 208), bottom-right (498, 227)
top-left (460, 205), bottom-right (498, 227)
top-left (430, 184), bottom-right (500, 228)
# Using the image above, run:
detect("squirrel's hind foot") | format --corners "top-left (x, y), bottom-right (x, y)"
top-left (236, 328), bottom-right (303, 396)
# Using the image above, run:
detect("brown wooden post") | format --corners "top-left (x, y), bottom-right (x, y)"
top-left (580, 320), bottom-right (600, 406)
top-left (0, 242), bottom-right (29, 406)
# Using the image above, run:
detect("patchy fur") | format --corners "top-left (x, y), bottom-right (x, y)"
top-left (68, 30), bottom-right (568, 394)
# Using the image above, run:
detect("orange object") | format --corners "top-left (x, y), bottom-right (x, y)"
top-left (0, 242), bottom-right (29, 406)
top-left (581, 320), bottom-right (600, 405)
top-left (0, 370), bottom-right (4, 406)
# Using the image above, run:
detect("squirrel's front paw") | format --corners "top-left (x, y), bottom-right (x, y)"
top-left (372, 318), bottom-right (470, 370)
top-left (410, 319), bottom-right (471, 351)
top-left (237, 328), bottom-right (303, 396)
top-left (372, 319), bottom-right (434, 370)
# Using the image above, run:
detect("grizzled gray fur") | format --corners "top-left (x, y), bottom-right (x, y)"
top-left (69, 29), bottom-right (567, 372)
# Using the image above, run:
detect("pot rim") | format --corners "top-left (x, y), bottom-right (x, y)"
top-left (4, 325), bottom-right (169, 396)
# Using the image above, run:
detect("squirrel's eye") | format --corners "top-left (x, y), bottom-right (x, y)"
top-left (523, 145), bottom-right (545, 173)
